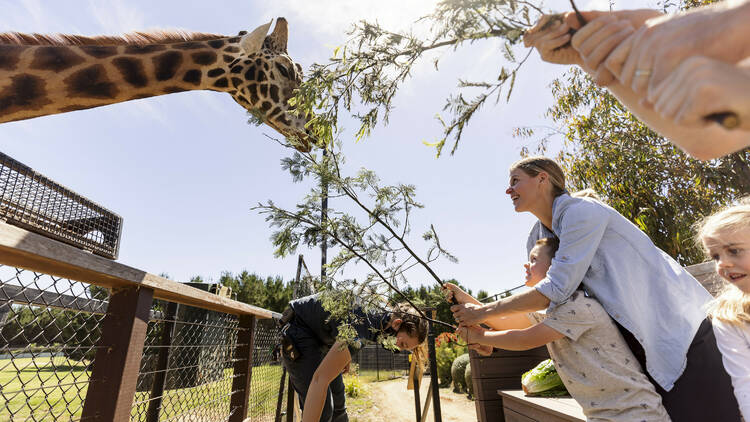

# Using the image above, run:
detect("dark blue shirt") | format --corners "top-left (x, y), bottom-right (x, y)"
top-left (289, 294), bottom-right (392, 355)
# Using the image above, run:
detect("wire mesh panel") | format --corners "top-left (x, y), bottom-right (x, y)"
top-left (247, 318), bottom-right (286, 422)
top-left (0, 264), bottom-right (109, 422)
top-left (131, 302), bottom-right (239, 422)
top-left (0, 152), bottom-right (122, 259)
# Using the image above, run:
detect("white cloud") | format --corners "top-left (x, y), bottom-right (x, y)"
top-left (87, 0), bottom-right (146, 35)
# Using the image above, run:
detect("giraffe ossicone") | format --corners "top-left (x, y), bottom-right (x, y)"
top-left (0, 17), bottom-right (314, 151)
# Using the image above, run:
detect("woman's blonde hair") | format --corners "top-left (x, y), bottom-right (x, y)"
top-left (509, 156), bottom-right (567, 197)
top-left (695, 197), bottom-right (750, 325)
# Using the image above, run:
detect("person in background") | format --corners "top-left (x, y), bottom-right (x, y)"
top-left (696, 198), bottom-right (750, 419)
top-left (278, 293), bottom-right (427, 422)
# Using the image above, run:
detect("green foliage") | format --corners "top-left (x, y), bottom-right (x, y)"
top-left (255, 143), bottom-right (458, 349)
top-left (465, 363), bottom-right (474, 398)
top-left (293, 0), bottom-right (546, 156)
top-left (450, 353), bottom-right (471, 393)
top-left (435, 332), bottom-right (467, 386)
top-left (344, 371), bottom-right (366, 398)
top-left (218, 271), bottom-right (293, 313)
top-left (396, 280), bottom-right (472, 335)
top-left (521, 359), bottom-right (568, 397)
top-left (524, 67), bottom-right (750, 265)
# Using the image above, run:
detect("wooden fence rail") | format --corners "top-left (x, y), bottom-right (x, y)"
top-left (0, 220), bottom-right (279, 422)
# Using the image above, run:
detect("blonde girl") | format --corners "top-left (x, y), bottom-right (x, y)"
top-left (696, 197), bottom-right (750, 419)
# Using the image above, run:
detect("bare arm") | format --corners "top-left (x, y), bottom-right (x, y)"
top-left (452, 289), bottom-right (550, 327)
top-left (458, 323), bottom-right (564, 351)
top-left (444, 283), bottom-right (534, 330)
top-left (301, 341), bottom-right (351, 422)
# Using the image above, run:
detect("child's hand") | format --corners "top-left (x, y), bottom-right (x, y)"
top-left (442, 283), bottom-right (471, 304)
top-left (468, 343), bottom-right (494, 357)
top-left (456, 325), bottom-right (486, 346)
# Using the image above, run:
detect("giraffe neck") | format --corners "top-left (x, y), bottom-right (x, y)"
top-left (0, 37), bottom-right (242, 123)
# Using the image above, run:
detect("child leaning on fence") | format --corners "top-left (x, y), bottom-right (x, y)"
top-left (696, 198), bottom-right (750, 420)
top-left (277, 293), bottom-right (427, 422)
top-left (445, 237), bottom-right (671, 422)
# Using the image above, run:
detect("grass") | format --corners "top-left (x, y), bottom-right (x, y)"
top-left (0, 357), bottom-right (285, 422)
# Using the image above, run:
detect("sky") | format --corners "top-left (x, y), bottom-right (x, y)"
top-left (0, 0), bottom-right (655, 297)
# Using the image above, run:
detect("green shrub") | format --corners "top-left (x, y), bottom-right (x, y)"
top-left (450, 353), bottom-right (470, 393)
top-left (465, 363), bottom-right (473, 398)
top-left (435, 332), bottom-right (467, 387)
top-left (344, 373), bottom-right (365, 398)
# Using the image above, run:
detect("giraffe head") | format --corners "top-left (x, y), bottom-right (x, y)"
top-left (227, 18), bottom-right (313, 151)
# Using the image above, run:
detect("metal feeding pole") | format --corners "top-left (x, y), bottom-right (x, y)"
top-left (425, 308), bottom-right (443, 422)
top-left (321, 148), bottom-right (328, 282)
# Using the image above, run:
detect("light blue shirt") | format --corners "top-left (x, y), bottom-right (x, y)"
top-left (527, 193), bottom-right (712, 391)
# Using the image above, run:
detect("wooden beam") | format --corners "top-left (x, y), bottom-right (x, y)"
top-left (81, 286), bottom-right (153, 422)
top-left (229, 314), bottom-right (257, 422)
top-left (0, 221), bottom-right (272, 318)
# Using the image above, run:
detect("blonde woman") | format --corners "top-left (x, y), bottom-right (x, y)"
top-left (696, 198), bottom-right (750, 419)
top-left (451, 156), bottom-right (740, 421)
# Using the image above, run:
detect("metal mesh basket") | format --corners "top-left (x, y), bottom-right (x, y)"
top-left (0, 152), bottom-right (122, 259)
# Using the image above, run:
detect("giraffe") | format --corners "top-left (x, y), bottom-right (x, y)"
top-left (0, 18), bottom-right (313, 151)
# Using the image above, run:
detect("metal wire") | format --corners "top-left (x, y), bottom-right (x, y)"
top-left (0, 152), bottom-right (122, 259)
top-left (0, 263), bottom-right (290, 422)
top-left (0, 264), bottom-right (107, 422)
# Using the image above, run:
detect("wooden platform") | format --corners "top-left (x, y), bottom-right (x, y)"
top-left (499, 390), bottom-right (585, 422)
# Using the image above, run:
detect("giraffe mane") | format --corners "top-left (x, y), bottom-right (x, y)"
top-left (0, 30), bottom-right (228, 46)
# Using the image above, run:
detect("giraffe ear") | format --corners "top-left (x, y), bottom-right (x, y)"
top-left (240, 20), bottom-right (272, 54)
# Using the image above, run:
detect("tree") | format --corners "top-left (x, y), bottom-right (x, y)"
top-left (254, 142), bottom-right (458, 344)
top-left (290, 0), bottom-right (547, 156)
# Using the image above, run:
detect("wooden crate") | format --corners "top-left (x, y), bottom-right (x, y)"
top-left (499, 390), bottom-right (584, 422)
top-left (470, 347), bottom-right (549, 422)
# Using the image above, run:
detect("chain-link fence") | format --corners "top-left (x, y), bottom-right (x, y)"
top-left (351, 345), bottom-right (410, 381)
top-left (0, 264), bottom-right (287, 422)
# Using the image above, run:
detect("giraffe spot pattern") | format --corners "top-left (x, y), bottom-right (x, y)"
top-left (153, 51), bottom-right (183, 81)
top-left (208, 40), bottom-right (225, 49)
top-left (227, 37), bottom-right (240, 43)
top-left (268, 106), bottom-right (282, 118)
top-left (125, 45), bottom-right (166, 54)
top-left (0, 46), bottom-right (22, 71)
top-left (276, 114), bottom-right (290, 126)
top-left (80, 45), bottom-right (118, 59)
top-left (207, 68), bottom-right (225, 78)
top-left (230, 65), bottom-right (243, 74)
top-left (163, 86), bottom-right (186, 94)
top-left (64, 64), bottom-right (118, 99)
top-left (261, 101), bottom-right (272, 112)
top-left (129, 93), bottom-right (152, 100)
top-left (256, 71), bottom-right (267, 82)
top-left (183, 70), bottom-right (202, 86)
top-left (59, 104), bottom-right (91, 113)
top-left (223, 46), bottom-right (240, 53)
top-left (248, 84), bottom-right (259, 104)
top-left (191, 51), bottom-right (217, 66)
top-left (222, 55), bottom-right (234, 63)
top-left (0, 74), bottom-right (51, 114)
top-left (213, 78), bottom-right (228, 88)
top-left (245, 66), bottom-right (256, 81)
top-left (31, 46), bottom-right (85, 72)
top-left (112, 57), bottom-right (148, 88)
top-left (269, 85), bottom-right (279, 103)
top-left (231, 77), bottom-right (243, 88)
top-left (173, 42), bottom-right (206, 50)
top-left (259, 84), bottom-right (268, 97)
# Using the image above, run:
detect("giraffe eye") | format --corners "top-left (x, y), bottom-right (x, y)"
top-left (275, 63), bottom-right (290, 78)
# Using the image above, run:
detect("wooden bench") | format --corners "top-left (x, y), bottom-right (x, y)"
top-left (499, 390), bottom-right (584, 422)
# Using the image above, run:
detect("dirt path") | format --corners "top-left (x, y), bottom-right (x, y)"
top-left (349, 376), bottom-right (476, 422)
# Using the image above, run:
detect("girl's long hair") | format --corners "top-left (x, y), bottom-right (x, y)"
top-left (391, 302), bottom-right (429, 369)
top-left (695, 197), bottom-right (750, 325)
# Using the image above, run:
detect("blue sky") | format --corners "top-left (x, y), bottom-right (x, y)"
top-left (0, 0), bottom-right (654, 296)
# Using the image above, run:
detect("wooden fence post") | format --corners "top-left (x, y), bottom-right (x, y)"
top-left (81, 286), bottom-right (154, 422)
top-left (146, 301), bottom-right (179, 422)
top-left (229, 314), bottom-right (257, 422)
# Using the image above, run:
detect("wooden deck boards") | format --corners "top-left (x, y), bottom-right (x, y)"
top-left (499, 390), bottom-right (585, 422)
